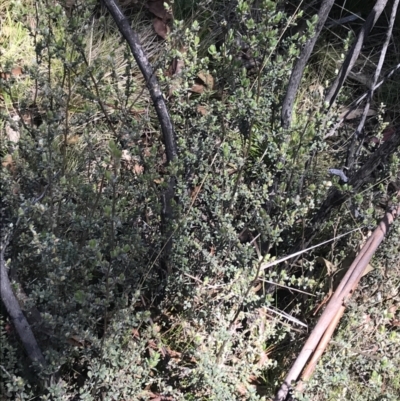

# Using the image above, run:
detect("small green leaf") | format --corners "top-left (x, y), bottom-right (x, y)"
top-left (208, 44), bottom-right (217, 55)
top-left (74, 290), bottom-right (85, 303)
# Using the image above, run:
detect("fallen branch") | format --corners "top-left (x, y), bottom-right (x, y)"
top-left (274, 197), bottom-right (400, 401)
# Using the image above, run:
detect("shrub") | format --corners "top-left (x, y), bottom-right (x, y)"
top-left (1, 0), bottom-right (399, 400)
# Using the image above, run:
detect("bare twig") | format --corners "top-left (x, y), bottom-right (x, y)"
top-left (324, 0), bottom-right (389, 107)
top-left (325, 62), bottom-right (400, 138)
top-left (352, 0), bottom-right (399, 139)
top-left (259, 227), bottom-right (362, 272)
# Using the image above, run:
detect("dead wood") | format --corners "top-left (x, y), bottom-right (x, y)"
top-left (345, 0), bottom-right (400, 174)
top-left (324, 0), bottom-right (389, 107)
top-left (0, 236), bottom-right (47, 371)
top-left (102, 0), bottom-right (178, 271)
top-left (281, 0), bottom-right (335, 128)
top-left (275, 200), bottom-right (400, 401)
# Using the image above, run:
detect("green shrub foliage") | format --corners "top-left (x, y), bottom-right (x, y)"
top-left (1, 0), bottom-right (399, 400)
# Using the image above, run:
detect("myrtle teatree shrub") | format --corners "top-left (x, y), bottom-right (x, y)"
top-left (1, 0), bottom-right (170, 398)
top-left (0, 0), bottom-right (380, 399)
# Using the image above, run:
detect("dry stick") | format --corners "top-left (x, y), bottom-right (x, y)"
top-left (215, 227), bottom-right (361, 362)
top-left (281, 0), bottom-right (335, 128)
top-left (274, 201), bottom-right (400, 401)
top-left (324, 0), bottom-right (389, 107)
top-left (296, 240), bottom-right (381, 391)
top-left (295, 306), bottom-right (345, 392)
top-left (325, 62), bottom-right (400, 139)
top-left (295, 253), bottom-right (373, 393)
top-left (352, 0), bottom-right (399, 141)
top-left (103, 0), bottom-right (178, 270)
top-left (357, 0), bottom-right (399, 130)
top-left (259, 227), bottom-right (362, 272)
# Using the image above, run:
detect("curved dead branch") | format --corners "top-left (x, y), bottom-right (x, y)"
top-left (102, 0), bottom-right (178, 270)
top-left (102, 1), bottom-right (177, 163)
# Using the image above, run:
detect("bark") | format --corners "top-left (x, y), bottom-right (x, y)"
top-left (281, 0), bottom-right (335, 128)
top-left (102, 0), bottom-right (178, 270)
top-left (0, 241), bottom-right (47, 370)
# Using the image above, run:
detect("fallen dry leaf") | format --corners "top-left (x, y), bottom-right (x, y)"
top-left (317, 257), bottom-right (336, 276)
top-left (67, 335), bottom-right (89, 348)
top-left (190, 185), bottom-right (201, 201)
top-left (340, 107), bottom-right (376, 120)
top-left (66, 135), bottom-right (80, 145)
top-left (197, 71), bottom-right (214, 88)
top-left (0, 66), bottom-right (23, 80)
top-left (133, 164), bottom-right (144, 175)
top-left (169, 57), bottom-right (185, 76)
top-left (153, 17), bottom-right (169, 39)
top-left (2, 154), bottom-right (13, 169)
top-left (196, 105), bottom-right (208, 115)
top-left (190, 82), bottom-right (205, 94)
top-left (309, 83), bottom-right (324, 98)
top-left (146, 0), bottom-right (172, 20)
